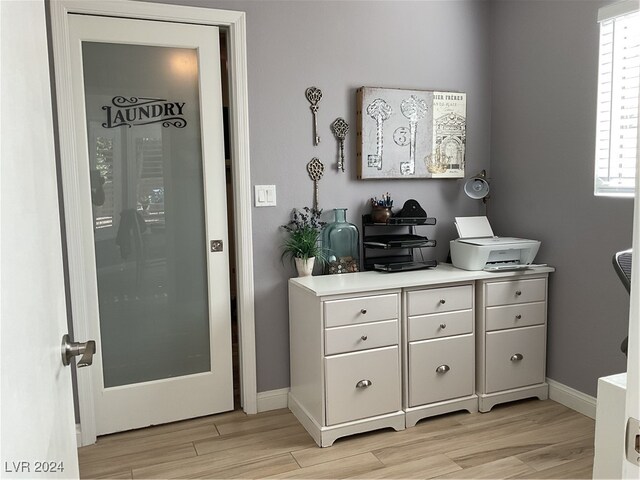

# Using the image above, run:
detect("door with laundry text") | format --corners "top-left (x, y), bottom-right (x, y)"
top-left (68, 14), bottom-right (233, 435)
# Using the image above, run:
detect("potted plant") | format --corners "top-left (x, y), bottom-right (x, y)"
top-left (281, 207), bottom-right (326, 277)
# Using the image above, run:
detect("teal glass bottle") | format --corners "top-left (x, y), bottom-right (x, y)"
top-left (322, 208), bottom-right (360, 274)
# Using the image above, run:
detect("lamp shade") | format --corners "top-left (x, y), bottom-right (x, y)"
top-left (463, 170), bottom-right (490, 200)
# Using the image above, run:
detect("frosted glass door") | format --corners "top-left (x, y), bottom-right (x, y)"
top-left (68, 14), bottom-right (232, 435)
top-left (84, 42), bottom-right (211, 388)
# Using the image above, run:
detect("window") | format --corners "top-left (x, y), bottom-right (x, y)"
top-left (594, 0), bottom-right (639, 197)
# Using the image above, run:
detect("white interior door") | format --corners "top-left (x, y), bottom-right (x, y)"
top-left (65, 14), bottom-right (233, 435)
top-left (0, 0), bottom-right (79, 476)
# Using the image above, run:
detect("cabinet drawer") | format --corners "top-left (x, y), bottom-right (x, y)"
top-left (408, 335), bottom-right (474, 407)
top-left (407, 285), bottom-right (473, 316)
top-left (324, 294), bottom-right (398, 328)
top-left (485, 278), bottom-right (546, 307)
top-left (408, 309), bottom-right (473, 342)
top-left (325, 346), bottom-right (401, 426)
top-left (325, 319), bottom-right (398, 355)
top-left (485, 325), bottom-right (546, 393)
top-left (486, 302), bottom-right (545, 331)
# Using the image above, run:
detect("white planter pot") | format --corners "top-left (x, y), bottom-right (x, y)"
top-left (295, 257), bottom-right (315, 277)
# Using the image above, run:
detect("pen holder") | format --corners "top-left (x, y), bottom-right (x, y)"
top-left (371, 206), bottom-right (392, 224)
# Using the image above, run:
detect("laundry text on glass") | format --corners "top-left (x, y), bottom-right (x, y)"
top-left (102, 96), bottom-right (187, 129)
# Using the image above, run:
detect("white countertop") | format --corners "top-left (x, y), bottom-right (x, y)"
top-left (289, 263), bottom-right (555, 297)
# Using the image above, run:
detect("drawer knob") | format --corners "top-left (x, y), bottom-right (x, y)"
top-left (439, 299), bottom-right (446, 305)
top-left (356, 379), bottom-right (372, 389)
top-left (435, 364), bottom-right (450, 374)
top-left (515, 290), bottom-right (522, 296)
top-left (360, 309), bottom-right (367, 315)
top-left (439, 323), bottom-right (447, 329)
top-left (515, 314), bottom-right (522, 320)
top-left (511, 353), bottom-right (524, 362)
top-left (360, 335), bottom-right (368, 341)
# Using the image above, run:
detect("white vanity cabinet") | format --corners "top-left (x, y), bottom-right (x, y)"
top-left (404, 283), bottom-right (478, 427)
top-left (476, 275), bottom-right (549, 412)
top-left (288, 284), bottom-right (404, 447)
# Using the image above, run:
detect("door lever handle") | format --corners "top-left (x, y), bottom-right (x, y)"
top-left (61, 334), bottom-right (96, 368)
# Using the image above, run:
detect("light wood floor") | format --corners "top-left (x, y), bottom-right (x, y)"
top-left (79, 399), bottom-right (595, 479)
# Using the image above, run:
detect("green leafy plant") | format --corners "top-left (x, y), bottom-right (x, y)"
top-left (281, 207), bottom-right (327, 264)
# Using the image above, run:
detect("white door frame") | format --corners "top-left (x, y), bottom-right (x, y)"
top-left (622, 90), bottom-right (640, 480)
top-left (50, 0), bottom-right (257, 446)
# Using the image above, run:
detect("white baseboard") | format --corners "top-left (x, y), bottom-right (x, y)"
top-left (547, 378), bottom-right (596, 419)
top-left (259, 382), bottom-right (597, 419)
top-left (256, 388), bottom-right (290, 413)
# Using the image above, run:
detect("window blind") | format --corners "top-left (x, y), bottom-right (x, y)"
top-left (594, 3), bottom-right (639, 196)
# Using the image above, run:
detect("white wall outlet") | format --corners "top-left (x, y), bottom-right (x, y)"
top-left (255, 185), bottom-right (277, 207)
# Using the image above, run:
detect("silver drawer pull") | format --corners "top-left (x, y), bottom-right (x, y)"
top-left (360, 308), bottom-right (367, 314)
top-left (515, 314), bottom-right (522, 320)
top-left (439, 299), bottom-right (446, 304)
top-left (356, 379), bottom-right (372, 389)
top-left (511, 353), bottom-right (524, 362)
top-left (515, 290), bottom-right (522, 296)
top-left (439, 323), bottom-right (447, 329)
top-left (360, 335), bottom-right (368, 341)
top-left (435, 364), bottom-right (450, 374)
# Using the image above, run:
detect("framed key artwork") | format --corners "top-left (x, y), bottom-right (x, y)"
top-left (356, 87), bottom-right (467, 179)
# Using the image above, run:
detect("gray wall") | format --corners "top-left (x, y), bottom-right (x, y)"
top-left (144, 0), bottom-right (632, 397)
top-left (489, 0), bottom-right (633, 396)
top-left (146, 0), bottom-right (492, 392)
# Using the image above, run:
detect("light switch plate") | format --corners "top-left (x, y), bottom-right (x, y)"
top-left (255, 185), bottom-right (276, 207)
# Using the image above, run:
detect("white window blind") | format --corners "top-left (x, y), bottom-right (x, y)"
top-left (594, 2), bottom-right (639, 197)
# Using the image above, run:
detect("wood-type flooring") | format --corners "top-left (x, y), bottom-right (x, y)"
top-left (79, 399), bottom-right (595, 479)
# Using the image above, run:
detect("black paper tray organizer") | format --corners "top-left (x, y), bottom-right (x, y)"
top-left (363, 234), bottom-right (437, 249)
top-left (362, 215), bottom-right (437, 226)
top-left (386, 216), bottom-right (437, 226)
top-left (373, 260), bottom-right (438, 272)
top-left (361, 200), bottom-right (438, 272)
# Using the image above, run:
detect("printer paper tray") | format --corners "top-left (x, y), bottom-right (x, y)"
top-left (483, 264), bottom-right (531, 272)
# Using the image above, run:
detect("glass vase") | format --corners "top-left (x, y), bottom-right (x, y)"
top-left (322, 208), bottom-right (360, 274)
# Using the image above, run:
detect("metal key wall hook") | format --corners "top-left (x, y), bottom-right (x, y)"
top-left (306, 157), bottom-right (324, 210)
top-left (305, 87), bottom-right (323, 146)
top-left (331, 117), bottom-right (349, 172)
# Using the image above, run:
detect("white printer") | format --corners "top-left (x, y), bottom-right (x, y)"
top-left (450, 216), bottom-right (541, 271)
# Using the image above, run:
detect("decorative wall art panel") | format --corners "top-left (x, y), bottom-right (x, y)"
top-left (356, 87), bottom-right (467, 179)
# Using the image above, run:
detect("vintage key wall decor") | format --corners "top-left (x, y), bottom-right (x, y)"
top-left (306, 157), bottom-right (325, 210)
top-left (305, 87), bottom-right (323, 146)
top-left (400, 95), bottom-right (427, 176)
top-left (331, 117), bottom-right (349, 172)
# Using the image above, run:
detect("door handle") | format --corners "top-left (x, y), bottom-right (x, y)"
top-left (61, 334), bottom-right (96, 368)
